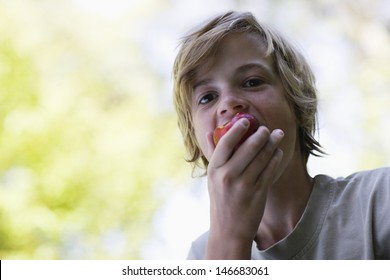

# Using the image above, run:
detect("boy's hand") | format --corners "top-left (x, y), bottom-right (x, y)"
top-left (205, 118), bottom-right (284, 259)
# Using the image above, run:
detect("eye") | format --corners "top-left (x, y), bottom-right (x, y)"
top-left (198, 93), bottom-right (217, 105)
top-left (243, 78), bottom-right (264, 88)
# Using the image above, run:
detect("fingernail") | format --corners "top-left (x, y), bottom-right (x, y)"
top-left (240, 118), bottom-right (249, 127)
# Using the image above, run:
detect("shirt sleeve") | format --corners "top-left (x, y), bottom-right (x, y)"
top-left (186, 231), bottom-right (209, 260)
top-left (372, 168), bottom-right (390, 259)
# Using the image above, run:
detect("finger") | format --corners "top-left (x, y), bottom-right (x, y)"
top-left (250, 129), bottom-right (284, 181)
top-left (234, 128), bottom-right (284, 185)
top-left (210, 118), bottom-right (250, 168)
top-left (225, 125), bottom-right (271, 176)
top-left (256, 147), bottom-right (284, 187)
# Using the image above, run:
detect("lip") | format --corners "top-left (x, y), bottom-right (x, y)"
top-left (215, 112), bottom-right (261, 129)
top-left (213, 112), bottom-right (261, 146)
top-left (215, 119), bottom-right (230, 129)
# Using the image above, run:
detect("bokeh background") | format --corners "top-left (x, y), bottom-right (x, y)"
top-left (0, 0), bottom-right (389, 259)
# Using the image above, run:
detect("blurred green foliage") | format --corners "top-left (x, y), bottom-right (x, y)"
top-left (0, 0), bottom-right (187, 259)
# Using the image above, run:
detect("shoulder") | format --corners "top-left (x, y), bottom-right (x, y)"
top-left (314, 167), bottom-right (390, 210)
top-left (344, 167), bottom-right (390, 183)
top-left (314, 167), bottom-right (390, 195)
top-left (314, 167), bottom-right (390, 259)
top-left (332, 167), bottom-right (390, 191)
top-left (328, 167), bottom-right (390, 209)
top-left (344, 167), bottom-right (390, 258)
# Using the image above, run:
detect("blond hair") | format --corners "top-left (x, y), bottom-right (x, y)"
top-left (173, 11), bottom-right (324, 172)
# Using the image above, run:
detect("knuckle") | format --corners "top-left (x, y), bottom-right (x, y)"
top-left (218, 169), bottom-right (234, 186)
top-left (246, 126), bottom-right (270, 149)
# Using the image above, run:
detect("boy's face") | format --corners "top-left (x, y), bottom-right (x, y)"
top-left (190, 32), bottom-right (301, 170)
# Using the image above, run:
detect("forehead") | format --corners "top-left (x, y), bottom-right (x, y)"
top-left (192, 32), bottom-right (272, 85)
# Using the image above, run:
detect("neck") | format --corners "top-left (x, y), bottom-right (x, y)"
top-left (256, 157), bottom-right (313, 250)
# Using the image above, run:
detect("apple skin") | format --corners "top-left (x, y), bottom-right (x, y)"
top-left (213, 112), bottom-right (260, 147)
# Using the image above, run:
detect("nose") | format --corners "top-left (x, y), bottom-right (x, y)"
top-left (218, 91), bottom-right (249, 117)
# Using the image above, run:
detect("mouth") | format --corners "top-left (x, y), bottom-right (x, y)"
top-left (213, 112), bottom-right (260, 146)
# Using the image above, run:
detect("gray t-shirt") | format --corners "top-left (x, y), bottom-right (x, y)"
top-left (187, 167), bottom-right (390, 259)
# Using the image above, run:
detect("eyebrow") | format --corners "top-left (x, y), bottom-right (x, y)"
top-left (192, 62), bottom-right (273, 90)
top-left (192, 79), bottom-right (213, 91)
top-left (235, 62), bottom-right (273, 76)
top-left (192, 61), bottom-right (274, 92)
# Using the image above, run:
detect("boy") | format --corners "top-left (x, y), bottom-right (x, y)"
top-left (173, 11), bottom-right (390, 259)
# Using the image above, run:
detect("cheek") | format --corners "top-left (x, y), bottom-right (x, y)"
top-left (273, 95), bottom-right (296, 127)
top-left (264, 99), bottom-right (295, 129)
top-left (263, 97), bottom-right (298, 146)
top-left (192, 118), bottom-right (210, 158)
top-left (279, 106), bottom-right (300, 157)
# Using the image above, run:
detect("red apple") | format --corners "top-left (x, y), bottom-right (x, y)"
top-left (213, 112), bottom-right (260, 147)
